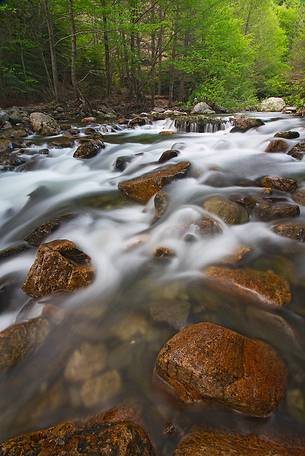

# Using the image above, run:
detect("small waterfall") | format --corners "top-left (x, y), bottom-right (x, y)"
top-left (175, 116), bottom-right (232, 133)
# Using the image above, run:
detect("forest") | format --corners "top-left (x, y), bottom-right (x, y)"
top-left (0, 0), bottom-right (304, 110)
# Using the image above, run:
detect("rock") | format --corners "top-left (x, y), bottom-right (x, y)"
top-left (118, 161), bottom-right (191, 204)
top-left (111, 313), bottom-right (150, 342)
top-left (0, 317), bottom-right (50, 372)
top-left (195, 216), bottom-right (223, 236)
top-left (50, 137), bottom-right (75, 148)
top-left (153, 190), bottom-right (169, 221)
top-left (257, 176), bottom-right (297, 193)
top-left (64, 342), bottom-right (107, 383)
top-left (292, 188), bottom-right (305, 205)
top-left (154, 247), bottom-right (176, 258)
top-left (73, 140), bottom-right (104, 159)
top-left (261, 97), bottom-right (286, 112)
top-left (203, 196), bottom-right (249, 225)
top-left (156, 322), bottom-right (287, 417)
top-left (288, 142), bottom-right (305, 160)
top-left (81, 116), bottom-right (96, 123)
top-left (231, 115), bottom-right (264, 132)
top-left (222, 246), bottom-right (252, 265)
top-left (22, 239), bottom-right (95, 298)
top-left (0, 413), bottom-right (155, 455)
top-left (159, 130), bottom-right (175, 135)
top-left (114, 155), bottom-right (133, 171)
top-left (265, 139), bottom-right (289, 153)
top-left (174, 429), bottom-right (305, 455)
top-left (254, 200), bottom-right (300, 221)
top-left (0, 110), bottom-right (9, 125)
top-left (275, 131), bottom-right (300, 140)
top-left (129, 116), bottom-right (148, 127)
top-left (24, 218), bottom-right (64, 247)
top-left (191, 102), bottom-right (215, 114)
top-left (287, 389), bottom-right (305, 422)
top-left (206, 266), bottom-right (291, 308)
top-left (272, 222), bottom-right (305, 242)
top-left (29, 112), bottom-right (60, 136)
top-left (283, 106), bottom-right (297, 114)
top-left (158, 149), bottom-right (179, 163)
top-left (80, 369), bottom-right (122, 407)
top-left (149, 297), bottom-right (190, 328)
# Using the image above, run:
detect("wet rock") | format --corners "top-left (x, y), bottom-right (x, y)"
top-left (231, 115), bottom-right (264, 132)
top-left (287, 389), bottom-right (305, 422)
top-left (261, 97), bottom-right (286, 112)
top-left (0, 413), bottom-right (155, 455)
top-left (275, 131), bottom-right (300, 139)
top-left (153, 190), bottom-right (169, 221)
top-left (149, 297), bottom-right (190, 328)
top-left (159, 130), bottom-right (175, 135)
top-left (129, 116), bottom-right (148, 127)
top-left (292, 188), bottom-right (305, 205)
top-left (156, 322), bottom-right (287, 416)
top-left (0, 110), bottom-right (9, 125)
top-left (222, 246), bottom-right (252, 265)
top-left (272, 222), bottom-right (305, 242)
top-left (191, 102), bottom-right (215, 114)
top-left (265, 139), bottom-right (289, 153)
top-left (73, 139), bottom-right (104, 159)
top-left (65, 342), bottom-right (107, 383)
top-left (206, 266), bottom-right (291, 308)
top-left (158, 149), bottom-right (179, 163)
top-left (76, 191), bottom-right (128, 210)
top-left (22, 239), bottom-right (94, 298)
top-left (288, 142), bottom-right (305, 160)
top-left (50, 137), bottom-right (75, 148)
top-left (81, 116), bottom-right (96, 123)
top-left (29, 112), bottom-right (60, 136)
top-left (0, 317), bottom-right (50, 371)
top-left (254, 200), bottom-right (300, 221)
top-left (111, 313), bottom-right (150, 342)
top-left (203, 196), bottom-right (249, 225)
top-left (230, 194), bottom-right (257, 212)
top-left (257, 175), bottom-right (297, 193)
top-left (195, 216), bottom-right (223, 235)
top-left (154, 246), bottom-right (176, 258)
top-left (24, 218), bottom-right (65, 247)
top-left (80, 369), bottom-right (122, 407)
top-left (119, 161), bottom-right (191, 204)
top-left (174, 429), bottom-right (305, 455)
top-left (114, 155), bottom-right (133, 171)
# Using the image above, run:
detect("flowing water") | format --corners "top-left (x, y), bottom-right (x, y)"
top-left (0, 112), bottom-right (305, 452)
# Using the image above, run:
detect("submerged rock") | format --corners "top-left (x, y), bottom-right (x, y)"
top-left (73, 139), bottom-right (104, 159)
top-left (118, 161), bottom-right (191, 204)
top-left (257, 175), bottom-right (298, 193)
top-left (22, 239), bottom-right (94, 298)
top-left (275, 131), bottom-right (300, 140)
top-left (261, 97), bottom-right (285, 112)
top-left (288, 142), bottom-right (305, 160)
top-left (24, 217), bottom-right (66, 247)
top-left (273, 222), bottom-right (305, 242)
top-left (156, 322), bottom-right (287, 417)
top-left (265, 139), bottom-right (289, 153)
top-left (254, 200), bottom-right (300, 221)
top-left (231, 115), bottom-right (264, 132)
top-left (65, 342), bottom-right (108, 383)
top-left (80, 369), bottom-right (122, 408)
top-left (206, 266), bottom-right (291, 308)
top-left (153, 190), bottom-right (169, 221)
top-left (114, 155), bottom-right (133, 171)
top-left (29, 112), bottom-right (60, 136)
top-left (203, 196), bottom-right (249, 225)
top-left (0, 413), bottom-right (155, 455)
top-left (158, 149), bottom-right (179, 163)
top-left (0, 317), bottom-right (50, 372)
top-left (174, 429), bottom-right (305, 455)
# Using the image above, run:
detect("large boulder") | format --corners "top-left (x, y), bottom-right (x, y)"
top-left (0, 317), bottom-right (50, 372)
top-left (203, 196), bottom-right (249, 225)
top-left (22, 239), bottom-right (95, 298)
top-left (73, 140), bottom-right (104, 159)
top-left (174, 429), bottom-right (305, 455)
top-left (265, 139), bottom-right (289, 153)
top-left (261, 97), bottom-right (286, 112)
top-left (0, 413), bottom-right (155, 456)
top-left (272, 222), bottom-right (305, 242)
top-left (231, 115), bottom-right (264, 132)
top-left (29, 112), bottom-right (60, 136)
top-left (257, 175), bottom-right (297, 193)
top-left (156, 322), bottom-right (287, 417)
top-left (191, 102), bottom-right (215, 114)
top-left (118, 161), bottom-right (191, 204)
top-left (206, 266), bottom-right (291, 308)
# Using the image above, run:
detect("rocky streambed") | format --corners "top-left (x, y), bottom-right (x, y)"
top-left (0, 108), bottom-right (305, 454)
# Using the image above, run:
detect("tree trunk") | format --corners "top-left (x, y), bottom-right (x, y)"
top-left (101, 0), bottom-right (111, 96)
top-left (68, 0), bottom-right (78, 99)
top-left (42, 0), bottom-right (59, 101)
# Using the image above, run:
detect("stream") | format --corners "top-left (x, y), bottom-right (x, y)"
top-left (0, 112), bottom-right (305, 453)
